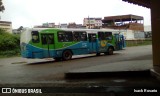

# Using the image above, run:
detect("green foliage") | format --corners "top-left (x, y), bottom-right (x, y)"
top-left (0, 28), bottom-right (20, 57)
top-left (0, 49), bottom-right (20, 57)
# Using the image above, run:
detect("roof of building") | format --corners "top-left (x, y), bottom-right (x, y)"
top-left (84, 18), bottom-right (102, 20)
top-left (103, 14), bottom-right (143, 23)
top-left (95, 18), bottom-right (102, 20)
top-left (0, 21), bottom-right (12, 24)
top-left (122, 0), bottom-right (150, 8)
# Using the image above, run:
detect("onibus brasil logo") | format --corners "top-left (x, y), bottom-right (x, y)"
top-left (2, 88), bottom-right (42, 93)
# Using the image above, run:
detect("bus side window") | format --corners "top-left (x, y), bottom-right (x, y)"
top-left (79, 32), bottom-right (87, 41)
top-left (92, 34), bottom-right (96, 42)
top-left (105, 32), bottom-right (112, 40)
top-left (73, 32), bottom-right (80, 41)
top-left (98, 32), bottom-right (105, 40)
top-left (32, 31), bottom-right (39, 43)
top-left (65, 32), bottom-right (73, 42)
top-left (73, 31), bottom-right (87, 41)
top-left (58, 31), bottom-right (73, 42)
top-left (88, 34), bottom-right (96, 42)
top-left (48, 35), bottom-right (54, 44)
top-left (41, 35), bottom-right (47, 44)
top-left (58, 32), bottom-right (64, 42)
top-left (88, 34), bottom-right (91, 42)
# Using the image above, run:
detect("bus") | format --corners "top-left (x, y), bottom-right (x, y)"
top-left (20, 28), bottom-right (125, 60)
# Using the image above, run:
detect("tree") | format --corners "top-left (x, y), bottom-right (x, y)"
top-left (17, 26), bottom-right (23, 31)
top-left (0, 0), bottom-right (5, 12)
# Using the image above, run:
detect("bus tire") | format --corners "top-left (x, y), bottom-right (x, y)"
top-left (107, 47), bottom-right (114, 55)
top-left (62, 50), bottom-right (72, 60)
top-left (96, 53), bottom-right (100, 56)
top-left (104, 52), bottom-right (108, 55)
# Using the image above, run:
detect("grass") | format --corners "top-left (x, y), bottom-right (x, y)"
top-left (126, 40), bottom-right (152, 47)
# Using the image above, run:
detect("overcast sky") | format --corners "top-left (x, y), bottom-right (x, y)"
top-left (1, 0), bottom-right (151, 29)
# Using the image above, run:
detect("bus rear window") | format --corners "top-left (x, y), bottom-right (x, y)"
top-left (31, 31), bottom-right (39, 43)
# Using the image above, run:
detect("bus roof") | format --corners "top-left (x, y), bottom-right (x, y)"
top-left (22, 28), bottom-right (120, 34)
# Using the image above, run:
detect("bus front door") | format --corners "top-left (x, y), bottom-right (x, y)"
top-left (114, 34), bottom-right (120, 50)
top-left (88, 33), bottom-right (97, 53)
top-left (115, 34), bottom-right (126, 50)
top-left (41, 34), bottom-right (55, 58)
top-left (121, 35), bottom-right (126, 48)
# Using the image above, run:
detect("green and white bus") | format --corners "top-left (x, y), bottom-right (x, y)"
top-left (20, 28), bottom-right (124, 60)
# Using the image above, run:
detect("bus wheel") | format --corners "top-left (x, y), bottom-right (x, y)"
top-left (104, 52), bottom-right (108, 55)
top-left (96, 53), bottom-right (100, 56)
top-left (62, 50), bottom-right (72, 60)
top-left (108, 47), bottom-right (114, 55)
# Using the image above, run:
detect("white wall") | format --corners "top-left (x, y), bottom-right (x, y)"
top-left (120, 30), bottom-right (135, 40)
top-left (144, 25), bottom-right (151, 32)
top-left (120, 30), bottom-right (145, 40)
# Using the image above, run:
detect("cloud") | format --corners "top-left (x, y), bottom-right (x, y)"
top-left (1, 0), bottom-right (151, 28)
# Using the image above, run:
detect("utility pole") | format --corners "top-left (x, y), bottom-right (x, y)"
top-left (88, 16), bottom-right (90, 29)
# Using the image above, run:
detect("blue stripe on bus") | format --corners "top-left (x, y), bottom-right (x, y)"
top-left (21, 41), bottom-right (114, 59)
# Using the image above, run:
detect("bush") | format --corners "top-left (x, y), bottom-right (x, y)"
top-left (0, 28), bottom-right (20, 57)
top-left (0, 49), bottom-right (20, 57)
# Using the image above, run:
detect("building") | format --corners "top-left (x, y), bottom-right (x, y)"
top-left (95, 18), bottom-right (103, 29)
top-left (0, 21), bottom-right (12, 33)
top-left (34, 22), bottom-right (55, 28)
top-left (102, 14), bottom-right (144, 31)
top-left (67, 22), bottom-right (77, 28)
top-left (42, 22), bottom-right (55, 28)
top-left (60, 23), bottom-right (68, 28)
top-left (83, 17), bottom-right (102, 29)
top-left (54, 25), bottom-right (60, 28)
top-left (76, 24), bottom-right (86, 29)
top-left (34, 25), bottom-right (44, 28)
top-left (67, 22), bottom-right (85, 28)
top-left (102, 14), bottom-right (145, 40)
top-left (118, 30), bottom-right (145, 40)
top-left (48, 23), bottom-right (55, 28)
